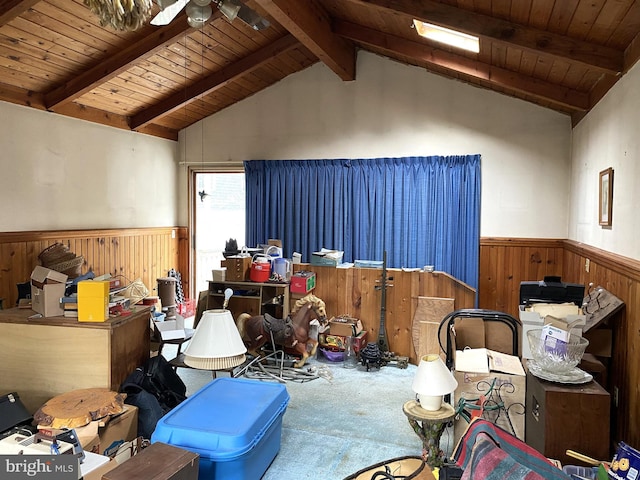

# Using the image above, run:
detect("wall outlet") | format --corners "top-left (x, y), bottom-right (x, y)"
top-left (171, 229), bottom-right (176, 239)
top-left (585, 258), bottom-right (590, 272)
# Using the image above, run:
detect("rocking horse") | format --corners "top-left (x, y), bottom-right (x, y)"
top-left (236, 293), bottom-right (328, 368)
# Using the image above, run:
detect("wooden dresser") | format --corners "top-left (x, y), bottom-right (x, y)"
top-left (0, 306), bottom-right (151, 414)
top-left (525, 371), bottom-right (610, 465)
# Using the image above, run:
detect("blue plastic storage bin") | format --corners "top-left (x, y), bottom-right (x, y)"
top-left (151, 377), bottom-right (289, 480)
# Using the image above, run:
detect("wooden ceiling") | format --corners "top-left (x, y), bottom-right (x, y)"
top-left (1, 0), bottom-right (639, 141)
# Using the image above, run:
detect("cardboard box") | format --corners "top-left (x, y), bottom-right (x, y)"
top-left (519, 305), bottom-right (585, 358)
top-left (78, 280), bottom-right (110, 322)
top-left (319, 330), bottom-right (367, 352)
top-left (290, 271), bottom-right (316, 294)
top-left (81, 453), bottom-right (118, 480)
top-left (154, 317), bottom-right (187, 341)
top-left (311, 249), bottom-right (343, 267)
top-left (212, 268), bottom-right (226, 282)
top-left (103, 442), bottom-right (199, 480)
top-left (30, 266), bottom-right (68, 317)
top-left (453, 369), bottom-right (526, 445)
top-left (98, 405), bottom-right (139, 455)
top-left (329, 317), bottom-right (363, 337)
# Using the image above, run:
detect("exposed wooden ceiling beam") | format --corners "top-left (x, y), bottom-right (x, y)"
top-left (130, 34), bottom-right (300, 130)
top-left (350, 0), bottom-right (623, 75)
top-left (254, 0), bottom-right (355, 81)
top-left (45, 13), bottom-right (206, 110)
top-left (0, 0), bottom-right (39, 26)
top-left (0, 81), bottom-right (45, 109)
top-left (335, 21), bottom-right (589, 112)
top-left (55, 102), bottom-right (177, 140)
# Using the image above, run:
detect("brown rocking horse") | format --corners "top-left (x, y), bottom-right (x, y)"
top-left (236, 293), bottom-right (328, 368)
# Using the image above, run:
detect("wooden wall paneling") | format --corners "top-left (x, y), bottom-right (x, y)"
top-left (177, 227), bottom-right (190, 296)
top-left (479, 238), bottom-right (565, 318)
top-left (297, 264), bottom-right (475, 363)
top-left (562, 240), bottom-right (640, 450)
top-left (391, 269), bottom-right (418, 361)
top-left (0, 229), bottom-right (180, 308)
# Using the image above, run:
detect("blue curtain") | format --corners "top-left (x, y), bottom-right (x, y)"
top-left (244, 156), bottom-right (481, 290)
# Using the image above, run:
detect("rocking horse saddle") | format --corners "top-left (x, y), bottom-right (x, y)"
top-left (263, 313), bottom-right (295, 345)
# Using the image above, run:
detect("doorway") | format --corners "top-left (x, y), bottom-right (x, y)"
top-left (194, 172), bottom-right (246, 293)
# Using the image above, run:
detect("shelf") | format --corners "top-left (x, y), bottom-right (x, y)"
top-left (207, 280), bottom-right (290, 321)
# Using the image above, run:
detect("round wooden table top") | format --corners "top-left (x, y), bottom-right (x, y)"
top-left (34, 388), bottom-right (125, 428)
top-left (403, 400), bottom-right (456, 423)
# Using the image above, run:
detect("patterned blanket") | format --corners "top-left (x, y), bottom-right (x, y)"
top-left (453, 419), bottom-right (572, 480)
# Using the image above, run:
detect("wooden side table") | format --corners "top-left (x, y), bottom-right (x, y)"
top-left (403, 400), bottom-right (456, 467)
top-left (525, 371), bottom-right (610, 465)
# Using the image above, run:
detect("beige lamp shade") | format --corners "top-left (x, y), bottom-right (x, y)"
top-left (184, 309), bottom-right (247, 370)
top-left (411, 354), bottom-right (458, 411)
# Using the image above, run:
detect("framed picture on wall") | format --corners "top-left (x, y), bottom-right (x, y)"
top-left (599, 167), bottom-right (614, 226)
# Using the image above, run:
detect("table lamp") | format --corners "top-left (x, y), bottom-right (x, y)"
top-left (411, 354), bottom-right (458, 411)
top-left (183, 308), bottom-right (247, 370)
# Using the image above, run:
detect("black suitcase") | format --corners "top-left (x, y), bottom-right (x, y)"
top-left (0, 392), bottom-right (32, 434)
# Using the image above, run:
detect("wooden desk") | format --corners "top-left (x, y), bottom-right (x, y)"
top-left (0, 307), bottom-right (151, 414)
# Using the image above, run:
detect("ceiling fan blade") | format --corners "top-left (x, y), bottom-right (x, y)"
top-left (151, 0), bottom-right (189, 25)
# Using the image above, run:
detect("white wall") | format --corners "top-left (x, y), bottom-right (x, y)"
top-left (179, 51), bottom-right (572, 238)
top-left (0, 102), bottom-right (179, 232)
top-left (570, 61), bottom-right (640, 261)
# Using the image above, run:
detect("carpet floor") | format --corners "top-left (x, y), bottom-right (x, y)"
top-left (166, 345), bottom-right (455, 480)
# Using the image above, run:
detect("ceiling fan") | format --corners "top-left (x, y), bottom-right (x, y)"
top-left (151, 0), bottom-right (270, 30)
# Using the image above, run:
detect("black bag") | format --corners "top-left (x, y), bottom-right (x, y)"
top-left (143, 355), bottom-right (187, 409)
top-left (121, 355), bottom-right (186, 413)
top-left (0, 392), bottom-right (32, 434)
top-left (120, 355), bottom-right (187, 438)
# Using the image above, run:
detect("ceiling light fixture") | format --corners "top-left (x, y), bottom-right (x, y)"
top-left (217, 0), bottom-right (241, 21)
top-left (413, 20), bottom-right (479, 53)
top-left (186, 0), bottom-right (212, 28)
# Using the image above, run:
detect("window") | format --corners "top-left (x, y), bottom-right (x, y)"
top-left (194, 172), bottom-right (245, 293)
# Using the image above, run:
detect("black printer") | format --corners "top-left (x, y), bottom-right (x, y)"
top-left (519, 276), bottom-right (585, 307)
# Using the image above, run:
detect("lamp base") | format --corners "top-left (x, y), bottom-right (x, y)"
top-left (403, 400), bottom-right (456, 468)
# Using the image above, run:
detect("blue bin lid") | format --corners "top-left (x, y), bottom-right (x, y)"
top-left (152, 377), bottom-right (289, 461)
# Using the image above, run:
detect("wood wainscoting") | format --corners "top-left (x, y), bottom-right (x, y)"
top-left (0, 228), bottom-right (188, 309)
top-left (480, 237), bottom-right (640, 450)
top-left (302, 265), bottom-right (477, 365)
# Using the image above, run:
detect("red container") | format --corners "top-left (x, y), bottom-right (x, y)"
top-left (250, 260), bottom-right (271, 282)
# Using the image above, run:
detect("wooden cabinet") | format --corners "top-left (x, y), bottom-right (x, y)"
top-left (0, 306), bottom-right (151, 414)
top-left (525, 371), bottom-right (610, 465)
top-left (207, 281), bottom-right (289, 320)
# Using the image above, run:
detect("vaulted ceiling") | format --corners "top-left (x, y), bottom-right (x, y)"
top-left (1, 0), bottom-right (639, 141)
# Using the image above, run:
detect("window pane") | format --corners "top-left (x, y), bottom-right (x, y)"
top-left (195, 172), bottom-right (245, 292)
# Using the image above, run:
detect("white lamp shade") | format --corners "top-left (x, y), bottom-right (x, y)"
top-left (184, 309), bottom-right (247, 370)
top-left (411, 354), bottom-right (458, 411)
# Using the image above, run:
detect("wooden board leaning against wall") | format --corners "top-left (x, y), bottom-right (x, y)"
top-left (294, 264), bottom-right (476, 365)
